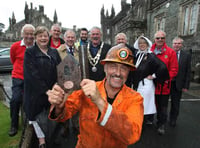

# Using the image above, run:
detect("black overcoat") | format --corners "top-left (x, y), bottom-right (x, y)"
top-left (24, 43), bottom-right (61, 120)
top-left (132, 53), bottom-right (169, 90)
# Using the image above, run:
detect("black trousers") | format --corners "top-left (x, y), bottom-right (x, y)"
top-left (170, 81), bottom-right (182, 121)
top-left (155, 94), bottom-right (169, 127)
top-left (10, 78), bottom-right (24, 128)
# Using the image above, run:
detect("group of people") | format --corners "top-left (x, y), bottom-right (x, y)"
top-left (8, 23), bottom-right (191, 148)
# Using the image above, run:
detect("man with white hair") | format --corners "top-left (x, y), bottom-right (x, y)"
top-left (57, 29), bottom-right (79, 60)
top-left (150, 30), bottom-right (178, 135)
top-left (115, 32), bottom-right (137, 87)
top-left (9, 24), bottom-right (35, 136)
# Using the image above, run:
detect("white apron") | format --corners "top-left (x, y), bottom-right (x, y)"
top-left (137, 78), bottom-right (156, 115)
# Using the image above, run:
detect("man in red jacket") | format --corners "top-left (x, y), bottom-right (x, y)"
top-left (151, 30), bottom-right (178, 135)
top-left (48, 24), bottom-right (65, 48)
top-left (9, 24), bottom-right (35, 136)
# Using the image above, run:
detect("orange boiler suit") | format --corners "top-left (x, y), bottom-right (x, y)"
top-left (49, 79), bottom-right (144, 148)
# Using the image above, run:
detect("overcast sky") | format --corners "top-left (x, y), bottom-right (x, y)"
top-left (0, 0), bottom-right (131, 31)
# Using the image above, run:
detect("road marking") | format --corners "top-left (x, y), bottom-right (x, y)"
top-left (169, 99), bottom-right (200, 102)
top-left (181, 99), bottom-right (200, 101)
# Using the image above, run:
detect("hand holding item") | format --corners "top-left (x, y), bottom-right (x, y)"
top-left (147, 75), bottom-right (154, 80)
top-left (46, 84), bottom-right (66, 115)
top-left (80, 79), bottom-right (105, 112)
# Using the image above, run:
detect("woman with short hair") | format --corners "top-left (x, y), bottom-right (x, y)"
top-left (24, 26), bottom-right (61, 148)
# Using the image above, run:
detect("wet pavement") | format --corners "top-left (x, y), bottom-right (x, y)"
top-left (131, 83), bottom-right (200, 148)
top-left (0, 73), bottom-right (200, 148)
top-left (129, 101), bottom-right (200, 148)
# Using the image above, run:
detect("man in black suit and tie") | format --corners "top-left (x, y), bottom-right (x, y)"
top-left (169, 37), bottom-right (191, 127)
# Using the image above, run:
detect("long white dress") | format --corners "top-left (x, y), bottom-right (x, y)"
top-left (137, 78), bottom-right (156, 115)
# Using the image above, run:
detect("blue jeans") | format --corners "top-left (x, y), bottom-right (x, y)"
top-left (10, 78), bottom-right (24, 128)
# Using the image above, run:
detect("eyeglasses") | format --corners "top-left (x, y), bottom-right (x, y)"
top-left (155, 37), bottom-right (165, 40)
top-left (173, 43), bottom-right (182, 44)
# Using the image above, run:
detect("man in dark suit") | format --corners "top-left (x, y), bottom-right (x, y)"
top-left (169, 37), bottom-right (191, 127)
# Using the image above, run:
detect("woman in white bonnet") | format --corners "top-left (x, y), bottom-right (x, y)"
top-left (133, 36), bottom-right (156, 125)
top-left (132, 36), bottom-right (169, 126)
top-left (132, 36), bottom-right (169, 124)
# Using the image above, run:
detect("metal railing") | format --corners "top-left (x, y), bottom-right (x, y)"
top-left (188, 49), bottom-right (200, 83)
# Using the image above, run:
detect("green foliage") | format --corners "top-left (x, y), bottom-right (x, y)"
top-left (0, 101), bottom-right (21, 148)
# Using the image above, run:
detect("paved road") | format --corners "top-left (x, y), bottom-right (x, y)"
top-left (1, 73), bottom-right (200, 148)
top-left (129, 101), bottom-right (200, 148)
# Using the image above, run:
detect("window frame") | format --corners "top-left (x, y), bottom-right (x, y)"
top-left (180, 1), bottom-right (199, 36)
top-left (154, 13), bottom-right (166, 32)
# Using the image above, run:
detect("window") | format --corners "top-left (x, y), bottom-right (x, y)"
top-left (154, 14), bottom-right (166, 32)
top-left (107, 28), bottom-right (110, 35)
top-left (181, 2), bottom-right (199, 35)
top-left (0, 48), bottom-right (10, 56)
top-left (41, 18), bottom-right (45, 24)
top-left (189, 4), bottom-right (198, 34)
top-left (183, 7), bottom-right (189, 35)
top-left (137, 6), bottom-right (143, 19)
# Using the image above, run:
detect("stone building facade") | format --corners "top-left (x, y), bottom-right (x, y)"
top-left (101, 0), bottom-right (200, 49)
top-left (101, 0), bottom-right (200, 81)
top-left (101, 0), bottom-right (148, 45)
top-left (5, 2), bottom-right (61, 40)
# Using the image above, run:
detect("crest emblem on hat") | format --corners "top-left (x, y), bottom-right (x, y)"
top-left (118, 48), bottom-right (129, 60)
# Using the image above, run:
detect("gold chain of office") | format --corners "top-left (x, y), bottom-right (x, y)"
top-left (87, 42), bottom-right (104, 72)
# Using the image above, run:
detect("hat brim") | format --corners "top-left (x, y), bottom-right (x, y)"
top-left (100, 59), bottom-right (136, 71)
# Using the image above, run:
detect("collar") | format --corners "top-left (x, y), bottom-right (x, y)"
top-left (34, 43), bottom-right (49, 57)
top-left (20, 39), bottom-right (34, 47)
top-left (80, 40), bottom-right (88, 45)
top-left (151, 43), bottom-right (168, 55)
top-left (90, 41), bottom-right (101, 48)
top-left (66, 45), bottom-right (74, 52)
top-left (176, 50), bottom-right (180, 54)
top-left (20, 39), bottom-right (26, 47)
top-left (136, 50), bottom-right (148, 56)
